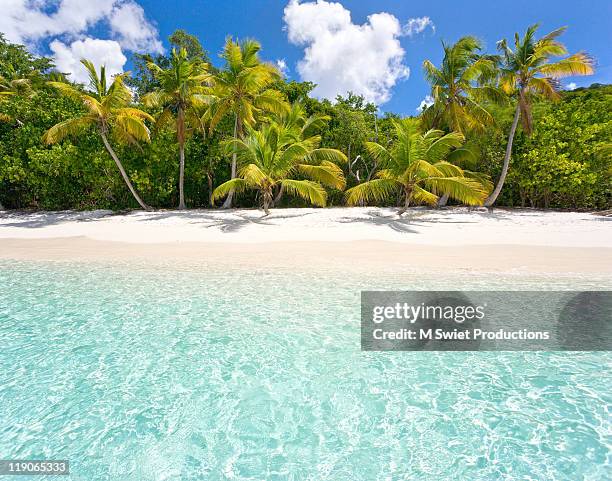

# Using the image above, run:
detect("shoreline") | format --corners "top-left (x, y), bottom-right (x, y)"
top-left (1, 207), bottom-right (610, 274)
top-left (1, 238), bottom-right (610, 275)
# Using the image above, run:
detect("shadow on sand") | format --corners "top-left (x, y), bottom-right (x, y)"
top-left (0, 210), bottom-right (115, 229)
top-left (133, 209), bottom-right (316, 233)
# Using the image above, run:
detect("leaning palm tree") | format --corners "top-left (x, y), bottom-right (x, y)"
top-left (422, 36), bottom-right (502, 134)
top-left (345, 119), bottom-right (489, 215)
top-left (207, 38), bottom-right (289, 208)
top-left (212, 122), bottom-right (346, 215)
top-left (142, 48), bottom-right (212, 209)
top-left (43, 60), bottom-right (153, 210)
top-left (484, 24), bottom-right (594, 206)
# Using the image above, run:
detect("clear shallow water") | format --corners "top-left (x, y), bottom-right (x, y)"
top-left (0, 260), bottom-right (610, 481)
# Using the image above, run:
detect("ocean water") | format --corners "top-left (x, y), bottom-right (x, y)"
top-left (0, 260), bottom-right (610, 481)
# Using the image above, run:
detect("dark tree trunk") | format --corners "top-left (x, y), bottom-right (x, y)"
top-left (207, 172), bottom-right (214, 207)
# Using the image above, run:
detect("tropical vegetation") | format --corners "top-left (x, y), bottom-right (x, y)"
top-left (345, 119), bottom-right (488, 214)
top-left (0, 27), bottom-right (609, 213)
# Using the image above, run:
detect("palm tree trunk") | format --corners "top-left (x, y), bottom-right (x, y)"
top-left (262, 189), bottom-right (272, 216)
top-left (99, 130), bottom-right (150, 211)
top-left (484, 100), bottom-right (521, 207)
top-left (207, 172), bottom-right (214, 207)
top-left (437, 193), bottom-right (450, 207)
top-left (397, 187), bottom-right (412, 216)
top-left (222, 114), bottom-right (239, 209)
top-left (177, 108), bottom-right (186, 210)
top-left (274, 184), bottom-right (284, 205)
top-left (178, 141), bottom-right (186, 209)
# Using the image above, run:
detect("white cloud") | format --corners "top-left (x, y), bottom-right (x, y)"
top-left (109, 1), bottom-right (163, 53)
top-left (417, 95), bottom-right (434, 112)
top-left (0, 0), bottom-right (115, 45)
top-left (403, 16), bottom-right (435, 37)
top-left (566, 82), bottom-right (578, 90)
top-left (0, 0), bottom-right (162, 83)
top-left (276, 59), bottom-right (289, 77)
top-left (50, 38), bottom-right (127, 84)
top-left (283, 0), bottom-right (409, 105)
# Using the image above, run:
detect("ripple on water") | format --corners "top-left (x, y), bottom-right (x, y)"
top-left (0, 260), bottom-right (610, 480)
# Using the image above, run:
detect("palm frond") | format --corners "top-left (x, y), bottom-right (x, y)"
top-left (239, 163), bottom-right (269, 185)
top-left (114, 114), bottom-right (152, 144)
top-left (211, 178), bottom-right (248, 203)
top-left (280, 179), bottom-right (327, 207)
top-left (345, 178), bottom-right (401, 206)
top-left (42, 116), bottom-right (96, 144)
top-left (422, 176), bottom-right (487, 205)
top-left (306, 148), bottom-right (347, 164)
top-left (537, 53), bottom-right (594, 77)
top-left (296, 162), bottom-right (346, 190)
top-left (411, 185), bottom-right (439, 206)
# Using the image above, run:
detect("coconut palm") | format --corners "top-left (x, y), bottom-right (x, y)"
top-left (270, 103), bottom-right (331, 204)
top-left (42, 60), bottom-right (153, 210)
top-left (211, 122), bottom-right (346, 215)
top-left (422, 36), bottom-right (502, 134)
top-left (345, 119), bottom-right (489, 215)
top-left (484, 24), bottom-right (594, 206)
top-left (275, 102), bottom-right (330, 140)
top-left (142, 47), bottom-right (212, 209)
top-left (0, 67), bottom-right (36, 123)
top-left (207, 38), bottom-right (289, 208)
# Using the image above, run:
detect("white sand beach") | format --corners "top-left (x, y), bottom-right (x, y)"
top-left (0, 207), bottom-right (610, 273)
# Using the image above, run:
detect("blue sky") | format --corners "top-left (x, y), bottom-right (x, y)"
top-left (3, 0), bottom-right (611, 116)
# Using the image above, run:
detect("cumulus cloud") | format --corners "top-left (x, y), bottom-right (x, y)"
top-left (417, 95), bottom-right (434, 112)
top-left (50, 38), bottom-right (127, 84)
top-left (283, 0), bottom-right (410, 105)
top-left (566, 82), bottom-right (578, 91)
top-left (109, 1), bottom-right (163, 53)
top-left (0, 1), bottom-right (162, 84)
top-left (0, 0), bottom-right (115, 45)
top-left (403, 17), bottom-right (435, 37)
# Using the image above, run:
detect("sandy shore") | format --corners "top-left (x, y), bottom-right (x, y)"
top-left (0, 207), bottom-right (610, 273)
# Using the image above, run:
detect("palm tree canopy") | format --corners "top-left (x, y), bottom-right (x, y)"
top-left (43, 59), bottom-right (153, 145)
top-left (206, 38), bottom-right (289, 133)
top-left (346, 119), bottom-right (489, 207)
top-left (422, 36), bottom-right (503, 133)
top-left (273, 102), bottom-right (331, 140)
top-left (212, 121), bottom-right (346, 207)
top-left (141, 47), bottom-right (212, 137)
top-left (497, 24), bottom-right (594, 133)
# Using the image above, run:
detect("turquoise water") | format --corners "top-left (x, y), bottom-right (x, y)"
top-left (0, 260), bottom-right (610, 481)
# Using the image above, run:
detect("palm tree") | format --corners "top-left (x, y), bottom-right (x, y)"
top-left (345, 119), bottom-right (489, 215)
top-left (422, 36), bottom-right (502, 134)
top-left (484, 24), bottom-right (594, 206)
top-left (142, 48), bottom-right (212, 209)
top-left (211, 122), bottom-right (346, 215)
top-left (207, 38), bottom-right (289, 208)
top-left (0, 67), bottom-right (35, 123)
top-left (43, 60), bottom-right (153, 210)
top-left (271, 103), bottom-right (331, 204)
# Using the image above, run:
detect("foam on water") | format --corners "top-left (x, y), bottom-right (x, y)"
top-left (0, 260), bottom-right (610, 480)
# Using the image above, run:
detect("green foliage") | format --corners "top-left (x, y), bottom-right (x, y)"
top-left (0, 33), bottom-right (609, 212)
top-left (345, 119), bottom-right (489, 212)
top-left (472, 85), bottom-right (611, 208)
